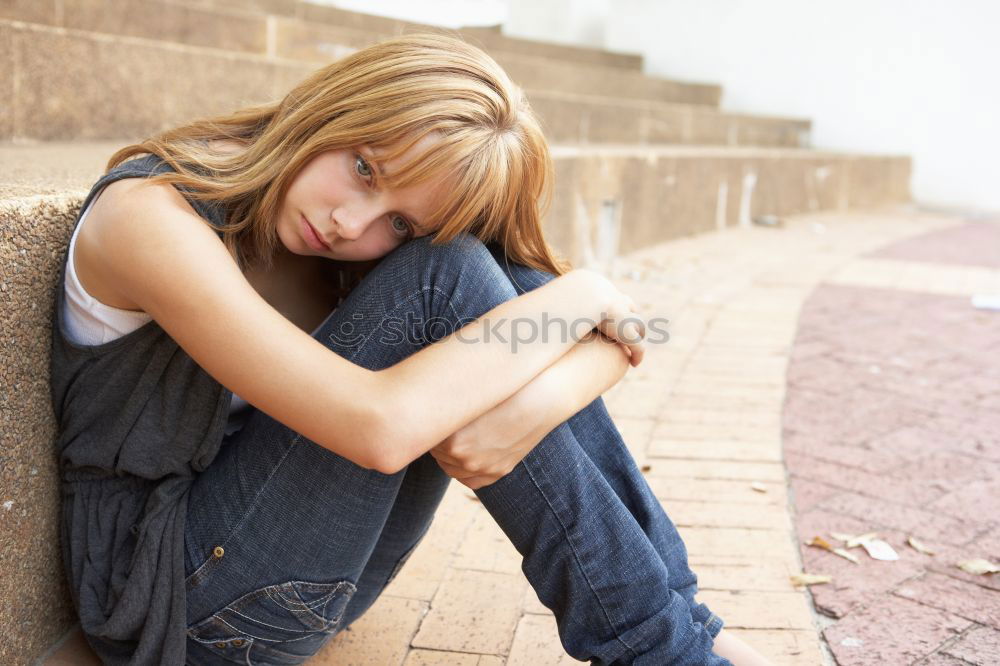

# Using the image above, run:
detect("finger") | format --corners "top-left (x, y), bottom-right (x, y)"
top-left (429, 450), bottom-right (460, 467)
top-left (628, 340), bottom-right (645, 366)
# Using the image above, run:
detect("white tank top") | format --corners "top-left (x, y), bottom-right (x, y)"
top-left (62, 195), bottom-right (326, 436)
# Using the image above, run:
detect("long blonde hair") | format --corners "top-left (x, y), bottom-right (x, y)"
top-left (106, 32), bottom-right (570, 278)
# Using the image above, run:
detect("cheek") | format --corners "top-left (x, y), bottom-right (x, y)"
top-left (344, 234), bottom-right (399, 262)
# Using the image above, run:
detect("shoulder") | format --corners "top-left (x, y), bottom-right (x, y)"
top-left (75, 176), bottom-right (233, 313)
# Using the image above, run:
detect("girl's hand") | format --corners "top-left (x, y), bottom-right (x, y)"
top-left (572, 269), bottom-right (646, 367)
top-left (429, 372), bottom-right (557, 490)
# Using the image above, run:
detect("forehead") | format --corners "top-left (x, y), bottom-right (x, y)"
top-left (368, 132), bottom-right (444, 177)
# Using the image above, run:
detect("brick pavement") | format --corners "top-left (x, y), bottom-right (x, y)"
top-left (311, 206), bottom-right (973, 665)
top-left (47, 207), bottom-right (992, 665)
top-left (785, 220), bottom-right (1000, 666)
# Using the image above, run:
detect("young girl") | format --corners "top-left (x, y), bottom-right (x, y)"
top-left (50, 32), bottom-right (771, 665)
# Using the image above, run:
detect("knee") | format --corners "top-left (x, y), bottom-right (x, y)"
top-left (384, 231), bottom-right (490, 275)
top-left (484, 241), bottom-right (557, 296)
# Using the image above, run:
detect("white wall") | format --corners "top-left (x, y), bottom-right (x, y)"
top-left (505, 0), bottom-right (1000, 212)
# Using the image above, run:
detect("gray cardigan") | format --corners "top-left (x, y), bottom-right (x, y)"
top-left (49, 154), bottom-right (232, 665)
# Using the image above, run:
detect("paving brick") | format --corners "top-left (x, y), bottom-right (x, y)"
top-left (506, 614), bottom-right (583, 665)
top-left (521, 586), bottom-right (551, 616)
top-left (648, 439), bottom-right (783, 462)
top-left (786, 450), bottom-right (945, 506)
top-left (817, 492), bottom-right (982, 546)
top-left (823, 595), bottom-right (970, 666)
top-left (652, 421), bottom-right (782, 443)
top-left (317, 596), bottom-right (427, 665)
top-left (895, 573), bottom-right (1000, 630)
top-left (648, 477), bottom-right (787, 505)
top-left (915, 653), bottom-right (972, 665)
top-left (609, 416), bottom-right (655, 459)
top-left (941, 625), bottom-right (1000, 665)
top-left (892, 451), bottom-right (1000, 495)
top-left (695, 561), bottom-right (799, 592)
top-left (869, 222), bottom-right (1000, 270)
top-left (926, 480), bottom-right (1000, 526)
top-left (384, 486), bottom-right (482, 601)
top-left (783, 436), bottom-right (910, 475)
top-left (655, 407), bottom-right (782, 427)
top-left (411, 569), bottom-right (526, 655)
top-left (660, 500), bottom-right (791, 530)
top-left (728, 629), bottom-right (826, 666)
top-left (666, 391), bottom-right (785, 412)
top-left (794, 508), bottom-right (923, 618)
top-left (788, 477), bottom-right (844, 514)
top-left (925, 539), bottom-right (1000, 594)
top-left (451, 509), bottom-right (523, 576)
top-left (601, 379), bottom-right (665, 419)
top-left (403, 650), bottom-right (504, 665)
top-left (697, 590), bottom-right (814, 630)
top-left (677, 527), bottom-right (799, 562)
top-left (642, 459), bottom-right (786, 482)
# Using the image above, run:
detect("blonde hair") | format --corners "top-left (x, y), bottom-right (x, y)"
top-left (106, 32), bottom-right (570, 279)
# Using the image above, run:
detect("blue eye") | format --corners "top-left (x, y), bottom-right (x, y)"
top-left (355, 155), bottom-right (373, 179)
top-left (390, 215), bottom-right (411, 238)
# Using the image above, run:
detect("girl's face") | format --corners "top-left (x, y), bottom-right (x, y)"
top-left (277, 133), bottom-right (451, 262)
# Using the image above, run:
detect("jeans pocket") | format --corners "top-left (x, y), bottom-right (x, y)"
top-left (187, 579), bottom-right (357, 664)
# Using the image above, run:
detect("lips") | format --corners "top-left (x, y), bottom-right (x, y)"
top-left (302, 214), bottom-right (332, 251)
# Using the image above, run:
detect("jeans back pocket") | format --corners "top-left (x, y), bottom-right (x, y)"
top-left (187, 579), bottom-right (357, 664)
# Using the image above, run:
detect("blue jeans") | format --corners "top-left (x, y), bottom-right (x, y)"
top-left (183, 233), bottom-right (729, 665)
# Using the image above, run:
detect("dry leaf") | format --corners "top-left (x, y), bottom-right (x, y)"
top-left (790, 573), bottom-right (832, 587)
top-left (807, 536), bottom-right (860, 564)
top-left (907, 536), bottom-right (935, 555)
top-left (750, 481), bottom-right (768, 493)
top-left (829, 531), bottom-right (879, 547)
top-left (833, 548), bottom-right (860, 564)
top-left (859, 538), bottom-right (899, 561)
top-left (957, 559), bottom-right (1000, 575)
top-left (845, 532), bottom-right (880, 549)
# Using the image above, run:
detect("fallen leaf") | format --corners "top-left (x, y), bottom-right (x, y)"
top-left (859, 538), bottom-right (899, 561)
top-left (750, 481), bottom-right (768, 493)
top-left (845, 532), bottom-right (879, 549)
top-left (807, 536), bottom-right (860, 564)
top-left (907, 536), bottom-right (935, 555)
top-left (790, 573), bottom-right (832, 587)
top-left (957, 559), bottom-right (1000, 575)
top-left (833, 548), bottom-right (861, 564)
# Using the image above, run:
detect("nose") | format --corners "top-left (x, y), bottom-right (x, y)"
top-left (331, 202), bottom-right (378, 241)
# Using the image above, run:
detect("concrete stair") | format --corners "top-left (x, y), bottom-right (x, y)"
top-left (0, 0), bottom-right (820, 145)
top-left (0, 2), bottom-right (910, 664)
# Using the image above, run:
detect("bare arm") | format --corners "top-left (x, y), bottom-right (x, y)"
top-left (373, 268), bottom-right (622, 472)
top-left (91, 179), bottom-right (624, 475)
top-left (523, 332), bottom-right (630, 436)
top-left (431, 331), bottom-right (631, 488)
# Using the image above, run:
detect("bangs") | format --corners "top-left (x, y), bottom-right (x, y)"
top-left (372, 129), bottom-right (519, 240)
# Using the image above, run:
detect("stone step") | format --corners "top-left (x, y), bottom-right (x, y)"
top-left (0, 20), bottom-right (802, 146)
top-left (193, 0), bottom-right (646, 71)
top-left (0, 0), bottom-right (717, 106)
top-left (530, 92), bottom-right (810, 147)
top-left (1, 139), bottom-right (910, 271)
